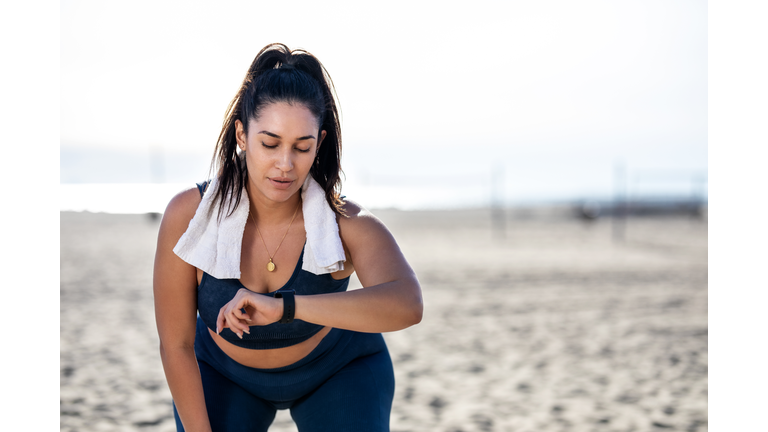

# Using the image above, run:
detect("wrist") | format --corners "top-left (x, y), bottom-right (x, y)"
top-left (273, 289), bottom-right (295, 324)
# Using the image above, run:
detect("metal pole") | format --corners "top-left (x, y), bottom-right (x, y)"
top-left (491, 164), bottom-right (506, 240)
top-left (690, 173), bottom-right (707, 219)
top-left (612, 162), bottom-right (625, 242)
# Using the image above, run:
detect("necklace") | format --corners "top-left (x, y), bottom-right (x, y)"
top-left (248, 201), bottom-right (300, 272)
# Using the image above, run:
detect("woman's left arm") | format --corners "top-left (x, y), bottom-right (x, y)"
top-left (217, 201), bottom-right (423, 335)
top-left (294, 201), bottom-right (423, 332)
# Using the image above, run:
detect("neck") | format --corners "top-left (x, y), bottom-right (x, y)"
top-left (246, 186), bottom-right (302, 227)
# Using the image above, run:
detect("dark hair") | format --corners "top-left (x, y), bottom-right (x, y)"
top-left (208, 43), bottom-right (344, 219)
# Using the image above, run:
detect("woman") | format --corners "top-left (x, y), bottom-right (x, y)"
top-left (153, 43), bottom-right (423, 432)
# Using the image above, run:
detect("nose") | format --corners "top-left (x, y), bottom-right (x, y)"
top-left (275, 148), bottom-right (294, 173)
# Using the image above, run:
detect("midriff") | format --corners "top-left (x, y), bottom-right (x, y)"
top-left (207, 325), bottom-right (332, 369)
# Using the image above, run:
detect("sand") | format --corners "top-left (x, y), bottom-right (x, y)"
top-left (60, 208), bottom-right (707, 432)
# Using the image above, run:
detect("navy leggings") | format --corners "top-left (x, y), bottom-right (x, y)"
top-left (173, 317), bottom-right (395, 431)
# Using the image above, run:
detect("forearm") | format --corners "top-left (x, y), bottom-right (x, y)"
top-left (159, 344), bottom-right (212, 432)
top-left (294, 277), bottom-right (423, 333)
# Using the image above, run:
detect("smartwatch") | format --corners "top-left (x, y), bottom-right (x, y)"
top-left (273, 289), bottom-right (296, 324)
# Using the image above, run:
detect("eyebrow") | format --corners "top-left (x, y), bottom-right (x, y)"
top-left (257, 130), bottom-right (316, 141)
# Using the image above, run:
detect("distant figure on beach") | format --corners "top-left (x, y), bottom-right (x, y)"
top-left (153, 43), bottom-right (423, 431)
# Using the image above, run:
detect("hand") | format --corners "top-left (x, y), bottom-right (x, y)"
top-left (216, 288), bottom-right (283, 338)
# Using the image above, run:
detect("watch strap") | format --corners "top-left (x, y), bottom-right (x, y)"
top-left (274, 290), bottom-right (295, 324)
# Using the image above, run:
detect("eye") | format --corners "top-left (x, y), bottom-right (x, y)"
top-left (261, 141), bottom-right (277, 149)
top-left (296, 147), bottom-right (311, 153)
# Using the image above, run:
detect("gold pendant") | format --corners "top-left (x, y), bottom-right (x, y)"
top-left (267, 259), bottom-right (276, 272)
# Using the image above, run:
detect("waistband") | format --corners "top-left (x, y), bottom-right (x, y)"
top-left (193, 316), bottom-right (387, 403)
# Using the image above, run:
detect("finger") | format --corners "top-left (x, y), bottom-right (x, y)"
top-left (243, 305), bottom-right (255, 323)
top-left (235, 315), bottom-right (251, 334)
top-left (234, 309), bottom-right (253, 332)
top-left (222, 317), bottom-right (246, 332)
top-left (217, 304), bottom-right (236, 334)
top-left (216, 305), bottom-right (227, 334)
top-left (219, 313), bottom-right (240, 338)
top-left (225, 308), bottom-right (250, 336)
top-left (235, 289), bottom-right (256, 322)
top-left (234, 307), bottom-right (251, 322)
top-left (221, 308), bottom-right (240, 338)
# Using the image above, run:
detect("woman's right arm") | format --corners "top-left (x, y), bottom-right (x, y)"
top-left (153, 188), bottom-right (211, 432)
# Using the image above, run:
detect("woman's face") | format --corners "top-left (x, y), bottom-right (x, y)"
top-left (236, 102), bottom-right (326, 205)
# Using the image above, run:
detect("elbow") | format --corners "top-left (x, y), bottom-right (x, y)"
top-left (410, 301), bottom-right (423, 326)
top-left (393, 303), bottom-right (422, 331)
top-left (403, 282), bottom-right (424, 327)
top-left (159, 341), bottom-right (172, 363)
top-left (158, 339), bottom-right (195, 364)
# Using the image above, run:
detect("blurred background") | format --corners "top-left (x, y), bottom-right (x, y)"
top-left (60, 1), bottom-right (708, 431)
top-left (61, 0), bottom-right (707, 212)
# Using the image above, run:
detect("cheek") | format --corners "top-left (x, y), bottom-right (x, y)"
top-left (301, 152), bottom-right (317, 168)
top-left (295, 154), bottom-right (316, 179)
top-left (245, 150), bottom-right (269, 174)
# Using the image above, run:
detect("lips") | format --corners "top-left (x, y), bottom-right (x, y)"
top-left (268, 177), bottom-right (294, 190)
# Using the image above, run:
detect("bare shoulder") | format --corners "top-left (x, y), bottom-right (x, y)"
top-left (159, 187), bottom-right (203, 238)
top-left (336, 198), bottom-right (400, 257)
top-left (337, 198), bottom-right (390, 237)
top-left (336, 198), bottom-right (414, 286)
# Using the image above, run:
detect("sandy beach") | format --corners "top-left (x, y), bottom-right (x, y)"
top-left (60, 208), bottom-right (707, 432)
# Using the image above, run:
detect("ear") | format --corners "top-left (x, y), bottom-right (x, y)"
top-left (316, 130), bottom-right (327, 154)
top-left (235, 119), bottom-right (246, 151)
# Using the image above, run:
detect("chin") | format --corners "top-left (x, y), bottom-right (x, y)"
top-left (266, 187), bottom-right (300, 202)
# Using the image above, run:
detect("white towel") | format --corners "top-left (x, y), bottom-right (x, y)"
top-left (300, 176), bottom-right (346, 275)
top-left (173, 176), bottom-right (346, 279)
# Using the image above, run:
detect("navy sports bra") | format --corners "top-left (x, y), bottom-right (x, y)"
top-left (194, 181), bottom-right (350, 349)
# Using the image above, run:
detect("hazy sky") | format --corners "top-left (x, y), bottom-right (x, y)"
top-left (61, 0), bottom-right (707, 198)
